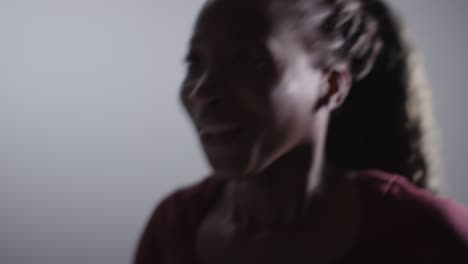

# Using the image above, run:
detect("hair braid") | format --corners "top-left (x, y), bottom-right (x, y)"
top-left (322, 0), bottom-right (438, 189)
top-left (268, 0), bottom-right (438, 189)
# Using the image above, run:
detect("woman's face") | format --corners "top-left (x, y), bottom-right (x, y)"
top-left (180, 0), bottom-right (326, 178)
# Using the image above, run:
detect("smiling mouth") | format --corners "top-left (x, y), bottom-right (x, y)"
top-left (197, 123), bottom-right (249, 146)
top-left (198, 123), bottom-right (244, 136)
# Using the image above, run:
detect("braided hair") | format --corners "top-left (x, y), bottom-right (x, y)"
top-left (271, 0), bottom-right (439, 189)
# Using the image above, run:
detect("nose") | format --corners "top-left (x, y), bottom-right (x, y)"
top-left (188, 71), bottom-right (214, 101)
top-left (181, 70), bottom-right (223, 117)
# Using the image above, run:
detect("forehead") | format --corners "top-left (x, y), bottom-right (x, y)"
top-left (191, 0), bottom-right (271, 47)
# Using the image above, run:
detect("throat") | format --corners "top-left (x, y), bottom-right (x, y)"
top-left (223, 147), bottom-right (358, 236)
top-left (228, 179), bottom-right (307, 236)
top-left (228, 145), bottom-right (316, 235)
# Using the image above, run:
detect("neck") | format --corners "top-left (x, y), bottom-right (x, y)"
top-left (226, 142), bottom-right (347, 236)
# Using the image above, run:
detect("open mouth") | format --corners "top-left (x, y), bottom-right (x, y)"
top-left (198, 123), bottom-right (244, 136)
top-left (198, 123), bottom-right (247, 144)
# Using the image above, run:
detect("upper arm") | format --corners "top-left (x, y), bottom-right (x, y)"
top-left (133, 177), bottom-right (222, 264)
top-left (388, 177), bottom-right (468, 259)
top-left (133, 193), bottom-right (177, 264)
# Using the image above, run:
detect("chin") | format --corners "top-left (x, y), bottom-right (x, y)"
top-left (201, 132), bottom-right (283, 180)
top-left (202, 142), bottom-right (253, 179)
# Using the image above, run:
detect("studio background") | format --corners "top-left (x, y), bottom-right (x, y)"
top-left (2, 0), bottom-right (467, 263)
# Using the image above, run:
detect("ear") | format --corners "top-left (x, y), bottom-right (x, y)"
top-left (314, 69), bottom-right (352, 111)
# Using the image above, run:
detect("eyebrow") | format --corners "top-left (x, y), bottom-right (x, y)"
top-left (184, 35), bottom-right (202, 63)
top-left (189, 35), bottom-right (199, 46)
top-left (184, 51), bottom-right (195, 63)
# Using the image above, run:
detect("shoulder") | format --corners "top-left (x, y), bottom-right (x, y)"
top-left (134, 176), bottom-right (226, 264)
top-left (357, 169), bottom-right (468, 238)
top-left (146, 175), bottom-right (226, 234)
top-left (356, 170), bottom-right (468, 259)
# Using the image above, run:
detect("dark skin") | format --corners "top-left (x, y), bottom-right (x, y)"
top-left (180, 0), bottom-right (361, 263)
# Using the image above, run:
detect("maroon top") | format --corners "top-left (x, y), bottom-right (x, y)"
top-left (134, 170), bottom-right (468, 263)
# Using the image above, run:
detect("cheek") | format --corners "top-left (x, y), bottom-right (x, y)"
top-left (225, 74), bottom-right (275, 124)
top-left (269, 62), bottom-right (322, 134)
top-left (266, 30), bottom-right (323, 134)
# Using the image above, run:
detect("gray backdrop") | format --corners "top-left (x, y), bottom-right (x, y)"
top-left (1, 0), bottom-right (467, 263)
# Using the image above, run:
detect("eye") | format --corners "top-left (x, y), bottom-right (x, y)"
top-left (185, 52), bottom-right (205, 79)
top-left (243, 46), bottom-right (270, 70)
top-left (226, 46), bottom-right (270, 72)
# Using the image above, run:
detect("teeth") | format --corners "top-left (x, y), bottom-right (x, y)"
top-left (199, 124), bottom-right (242, 135)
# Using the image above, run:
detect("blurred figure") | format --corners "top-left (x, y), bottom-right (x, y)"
top-left (135, 0), bottom-right (468, 263)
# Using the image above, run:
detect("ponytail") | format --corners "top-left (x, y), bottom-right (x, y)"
top-left (324, 0), bottom-right (439, 189)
